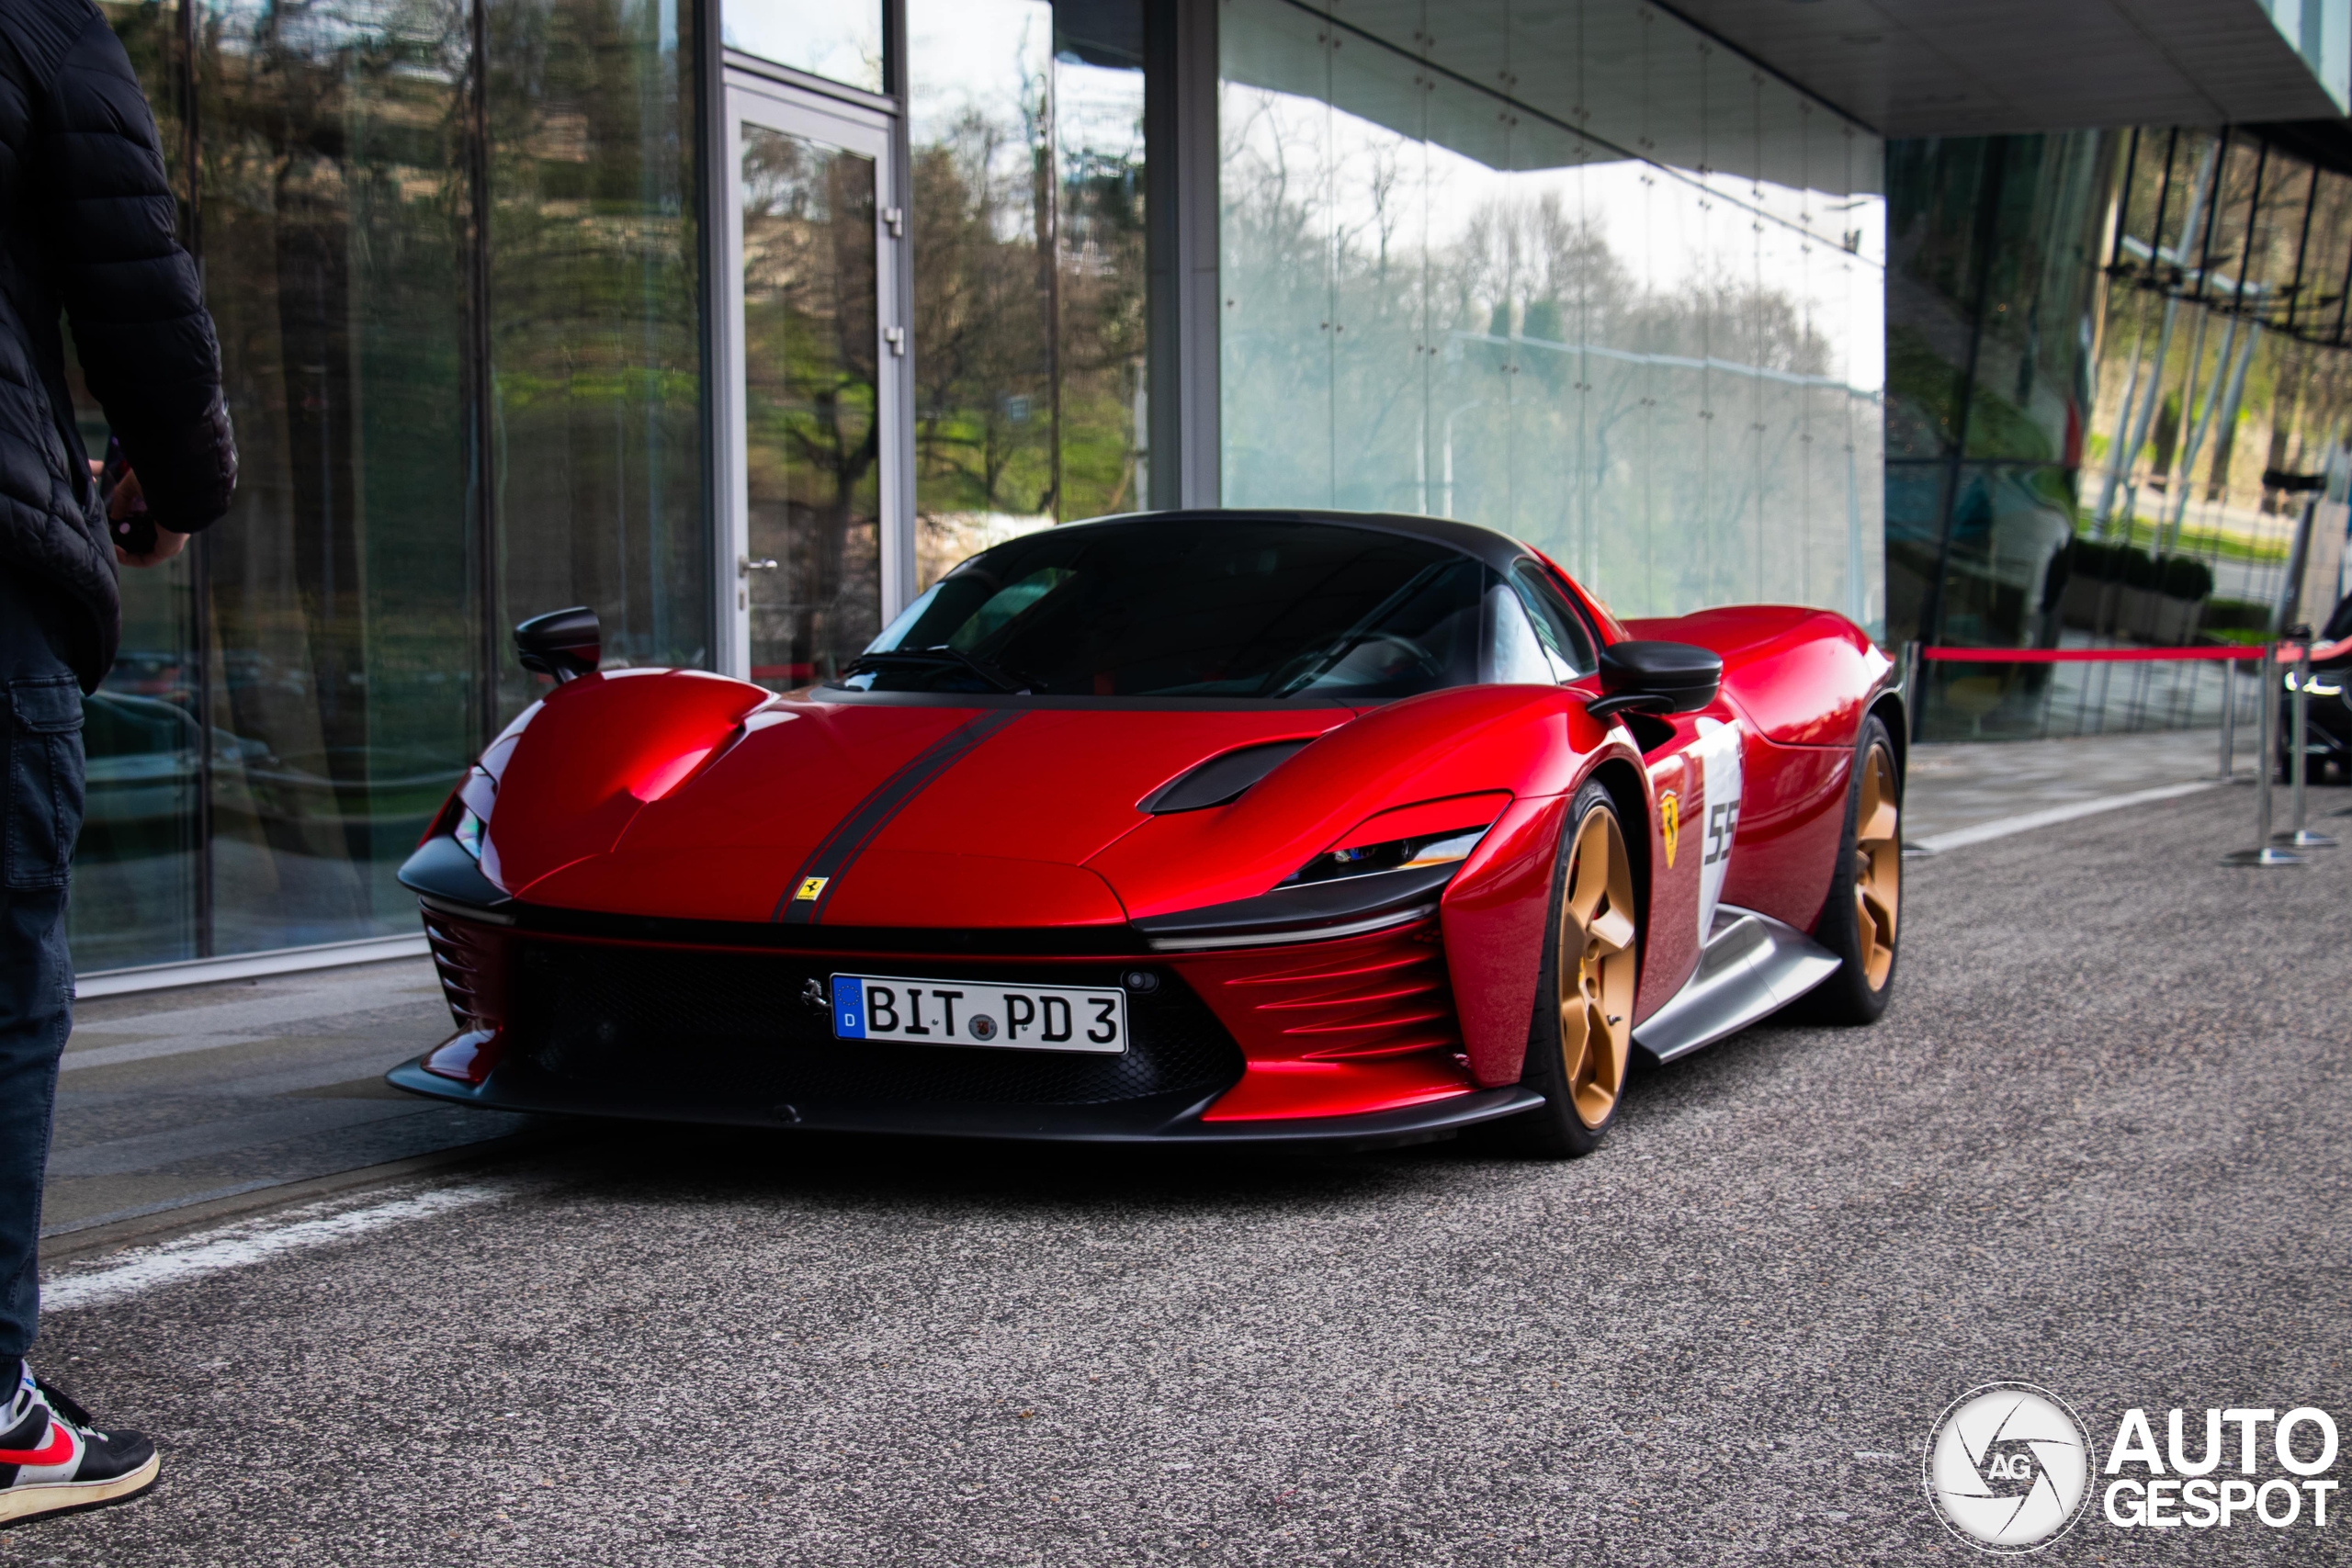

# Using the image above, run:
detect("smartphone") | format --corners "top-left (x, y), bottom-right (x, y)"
top-left (98, 436), bottom-right (156, 557)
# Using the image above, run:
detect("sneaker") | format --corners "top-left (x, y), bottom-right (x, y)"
top-left (0, 1363), bottom-right (159, 1525)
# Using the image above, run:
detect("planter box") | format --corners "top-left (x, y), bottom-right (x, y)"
top-left (2121, 586), bottom-right (2205, 643)
top-left (2059, 575), bottom-right (2117, 632)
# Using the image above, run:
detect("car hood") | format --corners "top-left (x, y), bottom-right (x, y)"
top-left (502, 694), bottom-right (1356, 926)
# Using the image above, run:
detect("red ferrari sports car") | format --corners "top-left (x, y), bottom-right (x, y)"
top-left (391, 511), bottom-right (1904, 1156)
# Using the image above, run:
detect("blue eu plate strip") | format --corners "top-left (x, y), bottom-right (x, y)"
top-left (831, 975), bottom-right (865, 1039)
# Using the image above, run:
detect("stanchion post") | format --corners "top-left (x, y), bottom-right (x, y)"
top-left (2274, 629), bottom-right (2337, 849)
top-left (2218, 656), bottom-right (2238, 780)
top-left (2223, 642), bottom-right (2305, 866)
top-left (1901, 640), bottom-right (1921, 740)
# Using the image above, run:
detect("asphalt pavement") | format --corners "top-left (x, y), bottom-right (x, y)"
top-left (1900, 728), bottom-right (2224, 840)
top-left (11, 773), bottom-right (2348, 1564)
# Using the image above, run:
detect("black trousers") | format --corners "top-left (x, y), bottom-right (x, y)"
top-left (0, 567), bottom-right (84, 1361)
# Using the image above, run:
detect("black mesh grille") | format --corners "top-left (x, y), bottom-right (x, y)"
top-left (502, 941), bottom-right (1243, 1110)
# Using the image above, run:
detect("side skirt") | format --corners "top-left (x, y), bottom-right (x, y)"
top-left (1632, 905), bottom-right (1841, 1063)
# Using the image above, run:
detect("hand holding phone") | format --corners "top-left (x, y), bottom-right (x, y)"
top-left (99, 436), bottom-right (164, 560)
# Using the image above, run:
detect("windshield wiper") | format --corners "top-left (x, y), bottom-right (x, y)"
top-left (844, 645), bottom-right (1032, 694)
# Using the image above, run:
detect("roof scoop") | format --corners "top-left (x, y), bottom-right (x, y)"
top-left (1140, 739), bottom-right (1313, 814)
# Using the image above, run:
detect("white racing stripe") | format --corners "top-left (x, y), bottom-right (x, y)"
top-left (42, 1182), bottom-right (514, 1313)
top-left (1912, 779), bottom-right (2218, 854)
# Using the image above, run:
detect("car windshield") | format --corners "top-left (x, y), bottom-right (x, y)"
top-left (834, 518), bottom-right (1511, 700)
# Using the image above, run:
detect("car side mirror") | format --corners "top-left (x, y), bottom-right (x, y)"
top-left (1586, 640), bottom-right (1722, 720)
top-left (516, 606), bottom-right (601, 683)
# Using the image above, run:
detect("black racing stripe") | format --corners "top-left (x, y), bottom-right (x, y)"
top-left (774, 710), bottom-right (1023, 923)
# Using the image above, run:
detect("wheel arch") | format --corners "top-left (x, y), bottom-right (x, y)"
top-left (1580, 753), bottom-right (1654, 949)
top-left (1867, 688), bottom-right (1908, 788)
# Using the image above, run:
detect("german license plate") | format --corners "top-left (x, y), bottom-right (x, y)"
top-left (828, 974), bottom-right (1127, 1054)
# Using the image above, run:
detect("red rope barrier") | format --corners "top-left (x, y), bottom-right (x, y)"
top-left (1920, 646), bottom-right (2270, 663)
top-left (1919, 637), bottom-right (2348, 664)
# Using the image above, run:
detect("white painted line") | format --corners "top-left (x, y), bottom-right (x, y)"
top-left (1913, 779), bottom-right (2219, 854)
top-left (41, 1181), bottom-right (513, 1313)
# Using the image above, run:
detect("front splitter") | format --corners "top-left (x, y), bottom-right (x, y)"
top-left (387, 1059), bottom-right (1543, 1150)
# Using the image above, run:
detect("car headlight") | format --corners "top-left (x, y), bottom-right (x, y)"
top-left (453, 806), bottom-right (487, 861)
top-left (1283, 825), bottom-right (1491, 886)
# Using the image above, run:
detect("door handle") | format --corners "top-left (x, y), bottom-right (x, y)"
top-left (884, 206), bottom-right (904, 237)
top-left (885, 327), bottom-right (905, 356)
top-left (738, 556), bottom-right (777, 578)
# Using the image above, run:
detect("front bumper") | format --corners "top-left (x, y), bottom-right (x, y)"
top-left (390, 898), bottom-right (1521, 1149)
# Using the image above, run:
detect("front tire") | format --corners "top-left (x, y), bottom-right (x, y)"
top-left (1509, 779), bottom-right (1641, 1157)
top-left (1792, 713), bottom-right (1902, 1024)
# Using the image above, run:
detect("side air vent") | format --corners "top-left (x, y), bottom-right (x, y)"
top-left (1140, 739), bottom-right (1313, 814)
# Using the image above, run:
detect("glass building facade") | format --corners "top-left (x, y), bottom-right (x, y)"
top-left (61, 1), bottom-right (2349, 976)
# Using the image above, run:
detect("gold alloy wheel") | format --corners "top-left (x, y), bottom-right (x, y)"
top-left (1853, 740), bottom-right (1902, 990)
top-left (1557, 803), bottom-right (1639, 1130)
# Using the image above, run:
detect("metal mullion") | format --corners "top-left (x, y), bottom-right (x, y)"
top-left (718, 95), bottom-right (750, 678)
top-left (466, 0), bottom-right (498, 747)
top-left (2283, 153), bottom-right (2319, 334)
top-left (885, 0), bottom-right (914, 611)
top-left (2109, 128), bottom-right (2139, 274)
top-left (699, 0), bottom-right (730, 669)
top-left (179, 0), bottom-right (213, 958)
top-left (2145, 129), bottom-right (2177, 288)
top-left (2190, 128), bottom-right (2229, 304)
top-left (2230, 139), bottom-right (2267, 322)
top-left (1045, 18), bottom-right (1063, 523)
top-left (2335, 175), bottom-right (2352, 344)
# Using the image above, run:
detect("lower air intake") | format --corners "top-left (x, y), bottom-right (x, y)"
top-left (502, 941), bottom-right (1244, 1111)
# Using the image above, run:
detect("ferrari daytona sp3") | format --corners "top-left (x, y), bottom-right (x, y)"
top-left (391, 511), bottom-right (1905, 1156)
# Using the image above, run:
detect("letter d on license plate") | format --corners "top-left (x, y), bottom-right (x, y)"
top-left (830, 974), bottom-right (1126, 1054)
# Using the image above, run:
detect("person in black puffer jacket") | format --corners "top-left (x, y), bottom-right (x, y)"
top-left (0, 0), bottom-right (235, 1528)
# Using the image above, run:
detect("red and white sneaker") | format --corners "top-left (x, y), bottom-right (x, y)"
top-left (0, 1363), bottom-right (159, 1525)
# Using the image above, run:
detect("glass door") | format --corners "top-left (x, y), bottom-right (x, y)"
top-left (721, 77), bottom-right (906, 687)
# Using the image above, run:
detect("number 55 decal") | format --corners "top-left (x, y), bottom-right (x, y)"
top-left (1692, 716), bottom-right (1743, 938)
top-left (1703, 799), bottom-right (1739, 867)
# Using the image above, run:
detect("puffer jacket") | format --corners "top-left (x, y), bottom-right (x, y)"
top-left (0, 0), bottom-right (234, 692)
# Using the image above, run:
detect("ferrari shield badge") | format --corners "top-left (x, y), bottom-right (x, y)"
top-left (793, 875), bottom-right (829, 902)
top-left (1659, 791), bottom-right (1679, 868)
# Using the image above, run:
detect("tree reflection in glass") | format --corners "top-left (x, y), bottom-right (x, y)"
top-left (907, 0), bottom-right (1146, 586)
top-left (740, 127), bottom-right (882, 687)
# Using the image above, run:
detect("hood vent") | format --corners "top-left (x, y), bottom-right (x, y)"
top-left (1140, 739), bottom-right (1312, 814)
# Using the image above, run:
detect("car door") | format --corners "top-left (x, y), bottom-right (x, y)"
top-left (1510, 562), bottom-right (1741, 1020)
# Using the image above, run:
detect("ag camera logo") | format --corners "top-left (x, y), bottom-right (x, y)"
top-left (1923, 1382), bottom-right (2093, 1552)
